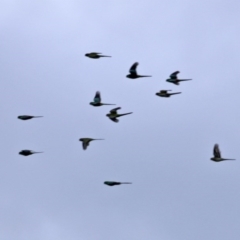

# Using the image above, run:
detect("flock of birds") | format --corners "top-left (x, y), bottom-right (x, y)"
top-left (17, 52), bottom-right (236, 187)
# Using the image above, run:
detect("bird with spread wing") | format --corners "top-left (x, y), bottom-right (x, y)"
top-left (166, 71), bottom-right (192, 85)
top-left (79, 138), bottom-right (104, 150)
top-left (210, 144), bottom-right (235, 162)
top-left (90, 91), bottom-right (115, 107)
top-left (126, 62), bottom-right (151, 79)
top-left (156, 90), bottom-right (181, 98)
top-left (85, 52), bottom-right (111, 59)
top-left (106, 107), bottom-right (132, 123)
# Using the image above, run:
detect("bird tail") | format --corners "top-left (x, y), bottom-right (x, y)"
top-left (100, 55), bottom-right (111, 57)
top-left (102, 103), bottom-right (116, 105)
top-left (121, 182), bottom-right (132, 184)
top-left (33, 116), bottom-right (43, 118)
top-left (178, 79), bottom-right (192, 81)
top-left (222, 158), bottom-right (235, 161)
top-left (33, 152), bottom-right (43, 154)
top-left (140, 75), bottom-right (152, 78)
top-left (118, 112), bottom-right (133, 117)
top-left (94, 139), bottom-right (105, 140)
top-left (169, 92), bottom-right (181, 95)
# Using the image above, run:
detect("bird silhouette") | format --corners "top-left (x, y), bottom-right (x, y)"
top-left (104, 181), bottom-right (132, 186)
top-left (18, 115), bottom-right (43, 120)
top-left (85, 52), bottom-right (111, 59)
top-left (156, 90), bottom-right (181, 97)
top-left (210, 144), bottom-right (235, 162)
top-left (126, 62), bottom-right (151, 79)
top-left (106, 107), bottom-right (132, 123)
top-left (19, 150), bottom-right (43, 156)
top-left (90, 91), bottom-right (115, 107)
top-left (166, 71), bottom-right (192, 85)
top-left (79, 138), bottom-right (104, 150)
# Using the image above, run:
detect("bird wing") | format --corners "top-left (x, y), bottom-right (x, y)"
top-left (170, 71), bottom-right (180, 79)
top-left (160, 90), bottom-right (168, 93)
top-left (94, 91), bottom-right (101, 103)
top-left (110, 107), bottom-right (121, 114)
top-left (109, 117), bottom-right (119, 123)
top-left (213, 144), bottom-right (221, 158)
top-left (91, 52), bottom-right (101, 55)
top-left (82, 141), bottom-right (89, 150)
top-left (129, 62), bottom-right (139, 74)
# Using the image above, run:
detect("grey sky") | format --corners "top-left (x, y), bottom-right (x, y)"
top-left (1, 1), bottom-right (240, 239)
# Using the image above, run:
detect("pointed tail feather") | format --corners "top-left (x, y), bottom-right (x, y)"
top-left (33, 116), bottom-right (43, 118)
top-left (169, 92), bottom-right (181, 95)
top-left (33, 152), bottom-right (43, 154)
top-left (139, 75), bottom-right (152, 78)
top-left (223, 158), bottom-right (235, 161)
top-left (178, 79), bottom-right (192, 81)
top-left (100, 55), bottom-right (111, 57)
top-left (118, 112), bottom-right (133, 117)
top-left (121, 182), bottom-right (132, 184)
top-left (102, 103), bottom-right (116, 105)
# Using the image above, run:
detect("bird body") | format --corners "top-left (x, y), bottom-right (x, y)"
top-left (166, 71), bottom-right (192, 85)
top-left (18, 115), bottom-right (43, 120)
top-left (90, 91), bottom-right (115, 107)
top-left (85, 52), bottom-right (111, 59)
top-left (79, 138), bottom-right (104, 150)
top-left (19, 150), bottom-right (43, 156)
top-left (210, 144), bottom-right (235, 162)
top-left (104, 181), bottom-right (132, 186)
top-left (106, 107), bottom-right (132, 122)
top-left (126, 62), bottom-right (151, 79)
top-left (156, 90), bottom-right (181, 97)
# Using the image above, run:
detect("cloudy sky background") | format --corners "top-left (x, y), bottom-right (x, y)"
top-left (1, 1), bottom-right (240, 239)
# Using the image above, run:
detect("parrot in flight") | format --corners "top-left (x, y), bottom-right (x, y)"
top-left (85, 52), bottom-right (111, 59)
top-left (106, 107), bottom-right (132, 123)
top-left (90, 91), bottom-right (115, 107)
top-left (166, 71), bottom-right (192, 85)
top-left (19, 150), bottom-right (43, 156)
top-left (79, 138), bottom-right (104, 150)
top-left (210, 144), bottom-right (235, 162)
top-left (126, 62), bottom-right (151, 79)
top-left (104, 181), bottom-right (132, 186)
top-left (156, 90), bottom-right (181, 98)
top-left (18, 115), bottom-right (43, 120)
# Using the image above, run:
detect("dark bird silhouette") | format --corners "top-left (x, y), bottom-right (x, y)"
top-left (126, 62), bottom-right (151, 79)
top-left (79, 138), bottom-right (104, 150)
top-left (85, 52), bottom-right (111, 59)
top-left (18, 115), bottom-right (43, 120)
top-left (210, 144), bottom-right (235, 162)
top-left (156, 90), bottom-right (181, 97)
top-left (104, 181), bottom-right (132, 186)
top-left (166, 71), bottom-right (192, 85)
top-left (19, 150), bottom-right (43, 156)
top-left (106, 107), bottom-right (132, 123)
top-left (90, 91), bottom-right (115, 107)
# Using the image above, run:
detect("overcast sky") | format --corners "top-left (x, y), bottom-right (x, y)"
top-left (1, 1), bottom-right (240, 239)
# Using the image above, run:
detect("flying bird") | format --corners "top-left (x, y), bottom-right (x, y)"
top-left (18, 115), bottom-right (43, 120)
top-left (79, 138), bottom-right (104, 150)
top-left (85, 52), bottom-right (111, 59)
top-left (166, 71), bottom-right (192, 85)
top-left (104, 181), bottom-right (132, 186)
top-left (19, 150), bottom-right (43, 156)
top-left (126, 62), bottom-right (151, 79)
top-left (106, 107), bottom-right (132, 123)
top-left (156, 90), bottom-right (181, 98)
top-left (90, 91), bottom-right (115, 107)
top-left (210, 144), bottom-right (235, 162)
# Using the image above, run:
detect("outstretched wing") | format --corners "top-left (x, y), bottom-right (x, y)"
top-left (109, 118), bottom-right (119, 123)
top-left (129, 62), bottom-right (139, 74)
top-left (160, 90), bottom-right (168, 93)
top-left (94, 91), bottom-right (101, 103)
top-left (82, 141), bottom-right (89, 150)
top-left (170, 71), bottom-right (180, 79)
top-left (213, 144), bottom-right (221, 158)
top-left (110, 107), bottom-right (121, 114)
top-left (91, 52), bottom-right (101, 55)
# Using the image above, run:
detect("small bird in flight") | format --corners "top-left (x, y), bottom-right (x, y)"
top-left (126, 62), bottom-right (151, 79)
top-left (85, 52), bottom-right (111, 59)
top-left (18, 115), bottom-right (43, 120)
top-left (210, 144), bottom-right (235, 162)
top-left (104, 181), bottom-right (132, 186)
top-left (19, 150), bottom-right (43, 156)
top-left (90, 91), bottom-right (115, 107)
top-left (106, 107), bottom-right (132, 123)
top-left (166, 71), bottom-right (192, 85)
top-left (79, 138), bottom-right (104, 150)
top-left (156, 90), bottom-right (181, 98)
